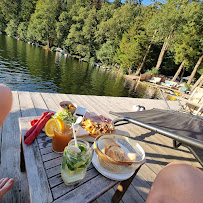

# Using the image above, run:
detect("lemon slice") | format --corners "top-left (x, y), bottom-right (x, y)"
top-left (45, 118), bottom-right (64, 137)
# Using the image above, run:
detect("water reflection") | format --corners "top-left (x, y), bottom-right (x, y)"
top-left (0, 34), bottom-right (160, 98)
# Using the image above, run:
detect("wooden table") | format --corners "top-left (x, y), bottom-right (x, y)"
top-left (19, 116), bottom-right (143, 203)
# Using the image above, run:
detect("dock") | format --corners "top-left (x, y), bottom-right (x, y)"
top-left (0, 91), bottom-right (201, 203)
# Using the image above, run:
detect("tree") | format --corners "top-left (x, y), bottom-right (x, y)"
top-left (56, 12), bottom-right (71, 47)
top-left (27, 0), bottom-right (59, 47)
top-left (115, 23), bottom-right (148, 73)
top-left (113, 0), bottom-right (122, 8)
top-left (96, 3), bottom-right (136, 54)
top-left (96, 41), bottom-right (115, 64)
top-left (187, 55), bottom-right (203, 85)
top-left (19, 0), bottom-right (37, 22)
top-left (172, 60), bottom-right (185, 82)
top-left (92, 0), bottom-right (101, 9)
top-left (135, 30), bottom-right (157, 76)
top-left (5, 19), bottom-right (19, 36)
top-left (149, 0), bottom-right (191, 71)
top-left (172, 1), bottom-right (203, 82)
top-left (0, 0), bottom-right (21, 22)
top-left (18, 22), bottom-right (28, 40)
top-left (190, 74), bottom-right (203, 92)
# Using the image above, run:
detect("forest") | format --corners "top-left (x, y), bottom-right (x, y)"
top-left (0, 0), bottom-right (202, 84)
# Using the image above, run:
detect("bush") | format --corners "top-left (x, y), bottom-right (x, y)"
top-left (50, 47), bottom-right (56, 52)
top-left (184, 82), bottom-right (191, 89)
top-left (145, 67), bottom-right (159, 75)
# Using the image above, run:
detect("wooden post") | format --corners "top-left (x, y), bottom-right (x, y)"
top-left (112, 162), bottom-right (145, 203)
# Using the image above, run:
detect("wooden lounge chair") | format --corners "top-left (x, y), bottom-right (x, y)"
top-left (109, 109), bottom-right (203, 167)
top-left (159, 87), bottom-right (203, 116)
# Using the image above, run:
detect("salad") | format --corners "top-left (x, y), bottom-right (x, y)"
top-left (52, 110), bottom-right (76, 123)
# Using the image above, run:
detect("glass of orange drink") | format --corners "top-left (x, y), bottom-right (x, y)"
top-left (52, 124), bottom-right (73, 153)
top-left (45, 118), bottom-right (73, 153)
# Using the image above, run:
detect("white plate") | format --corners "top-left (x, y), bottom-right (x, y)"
top-left (91, 150), bottom-right (135, 181)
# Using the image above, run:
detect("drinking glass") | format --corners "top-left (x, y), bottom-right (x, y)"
top-left (52, 124), bottom-right (73, 153)
top-left (61, 139), bottom-right (91, 185)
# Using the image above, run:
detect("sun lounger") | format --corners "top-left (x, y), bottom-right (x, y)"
top-left (109, 109), bottom-right (203, 167)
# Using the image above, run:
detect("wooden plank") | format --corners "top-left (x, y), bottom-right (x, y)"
top-left (46, 165), bottom-right (61, 178)
top-left (40, 146), bottom-right (53, 155)
top-left (46, 162), bottom-right (94, 179)
top-left (54, 175), bottom-right (118, 203)
top-left (30, 92), bottom-right (49, 116)
top-left (122, 184), bottom-right (145, 203)
top-left (0, 91), bottom-right (29, 203)
top-left (49, 167), bottom-right (98, 189)
top-left (42, 151), bottom-right (62, 162)
top-left (41, 92), bottom-right (59, 113)
top-left (18, 91), bottom-right (37, 116)
top-left (44, 156), bottom-right (62, 170)
top-left (19, 117), bottom-right (53, 203)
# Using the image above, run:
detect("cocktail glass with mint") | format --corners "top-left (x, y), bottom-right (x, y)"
top-left (61, 139), bottom-right (91, 185)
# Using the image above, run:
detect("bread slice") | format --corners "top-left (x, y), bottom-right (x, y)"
top-left (103, 138), bottom-right (120, 149)
top-left (106, 146), bottom-right (125, 161)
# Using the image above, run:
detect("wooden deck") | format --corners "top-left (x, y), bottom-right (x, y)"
top-left (0, 91), bottom-right (201, 203)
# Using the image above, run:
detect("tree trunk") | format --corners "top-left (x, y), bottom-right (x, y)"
top-left (190, 74), bottom-right (203, 92)
top-left (155, 26), bottom-right (174, 70)
top-left (180, 67), bottom-right (185, 83)
top-left (171, 60), bottom-right (185, 82)
top-left (187, 55), bottom-right (203, 85)
top-left (155, 40), bottom-right (168, 70)
top-left (135, 30), bottom-right (157, 76)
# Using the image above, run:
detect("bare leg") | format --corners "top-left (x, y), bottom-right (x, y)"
top-left (0, 85), bottom-right (13, 199)
top-left (0, 84), bottom-right (12, 126)
top-left (146, 163), bottom-right (203, 203)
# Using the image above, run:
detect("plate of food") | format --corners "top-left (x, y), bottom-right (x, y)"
top-left (92, 134), bottom-right (145, 180)
top-left (76, 112), bottom-right (115, 142)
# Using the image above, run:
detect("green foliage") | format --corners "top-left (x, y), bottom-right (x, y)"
top-left (0, 0), bottom-right (21, 22)
top-left (172, 2), bottom-right (203, 67)
top-left (96, 41), bottom-right (115, 64)
top-left (20, 0), bottom-right (37, 22)
top-left (115, 22), bottom-right (149, 73)
top-left (27, 0), bottom-right (59, 46)
top-left (5, 19), bottom-right (19, 36)
top-left (17, 22), bottom-right (28, 40)
top-left (145, 67), bottom-right (159, 75)
top-left (56, 12), bottom-right (71, 46)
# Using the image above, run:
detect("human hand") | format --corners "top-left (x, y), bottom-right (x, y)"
top-left (0, 178), bottom-right (14, 199)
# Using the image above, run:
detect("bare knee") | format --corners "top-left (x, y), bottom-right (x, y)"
top-left (0, 85), bottom-right (12, 126)
top-left (146, 163), bottom-right (203, 203)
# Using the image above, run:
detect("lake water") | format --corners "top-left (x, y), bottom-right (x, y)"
top-left (0, 34), bottom-right (158, 98)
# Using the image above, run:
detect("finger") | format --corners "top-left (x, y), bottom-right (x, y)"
top-left (0, 178), bottom-right (14, 200)
top-left (0, 178), bottom-right (9, 188)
